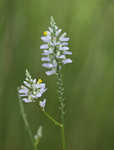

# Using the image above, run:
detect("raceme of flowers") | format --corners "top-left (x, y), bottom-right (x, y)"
top-left (18, 69), bottom-right (46, 109)
top-left (40, 16), bottom-right (72, 76)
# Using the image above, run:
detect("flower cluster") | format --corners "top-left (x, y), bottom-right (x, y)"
top-left (40, 16), bottom-right (72, 76)
top-left (18, 70), bottom-right (46, 108)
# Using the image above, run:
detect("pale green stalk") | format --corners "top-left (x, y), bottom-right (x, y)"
top-left (36, 103), bottom-right (63, 128)
top-left (50, 16), bottom-right (66, 150)
top-left (56, 69), bottom-right (66, 150)
top-left (42, 110), bottom-right (63, 128)
top-left (19, 99), bottom-right (39, 150)
top-left (19, 99), bottom-right (34, 146)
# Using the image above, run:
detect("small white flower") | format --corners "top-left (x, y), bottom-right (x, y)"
top-left (41, 36), bottom-right (51, 43)
top-left (46, 70), bottom-right (56, 76)
top-left (40, 16), bottom-right (72, 76)
top-left (62, 58), bottom-right (72, 64)
top-left (56, 55), bottom-right (66, 59)
top-left (59, 37), bottom-right (70, 42)
top-left (18, 86), bottom-right (28, 94)
top-left (56, 29), bottom-right (62, 36)
top-left (40, 44), bottom-right (49, 49)
top-left (41, 57), bottom-right (50, 62)
top-left (61, 42), bottom-right (68, 46)
top-left (22, 98), bottom-right (33, 103)
top-left (18, 70), bottom-right (47, 103)
top-left (39, 99), bottom-right (46, 109)
top-left (42, 63), bottom-right (53, 69)
top-left (64, 51), bottom-right (72, 55)
top-left (23, 81), bottom-right (31, 88)
top-left (48, 27), bottom-right (53, 33)
top-left (59, 47), bottom-right (69, 51)
top-left (42, 49), bottom-right (53, 55)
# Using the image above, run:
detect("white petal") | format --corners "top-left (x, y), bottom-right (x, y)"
top-left (56, 29), bottom-right (62, 36)
top-left (42, 49), bottom-right (53, 55)
top-left (42, 63), bottom-right (53, 69)
top-left (32, 83), bottom-right (38, 89)
top-left (60, 32), bottom-right (67, 37)
top-left (42, 52), bottom-right (49, 56)
top-left (22, 98), bottom-right (32, 103)
top-left (48, 27), bottom-right (53, 33)
top-left (61, 42), bottom-right (68, 46)
top-left (41, 57), bottom-right (50, 62)
top-left (55, 42), bottom-right (61, 45)
top-left (59, 47), bottom-right (69, 51)
top-left (42, 50), bottom-right (50, 55)
top-left (40, 44), bottom-right (48, 49)
top-left (62, 58), bottom-right (72, 64)
top-left (24, 81), bottom-right (31, 88)
top-left (31, 94), bottom-right (37, 98)
top-left (56, 55), bottom-right (66, 59)
top-left (39, 99), bottom-right (46, 108)
top-left (38, 83), bottom-right (45, 88)
top-left (18, 87), bottom-right (28, 94)
top-left (40, 88), bottom-right (47, 94)
top-left (64, 51), bottom-right (72, 55)
top-left (36, 92), bottom-right (42, 98)
top-left (19, 94), bottom-right (27, 97)
top-left (41, 36), bottom-right (51, 42)
top-left (59, 33), bottom-right (69, 42)
top-left (60, 37), bottom-right (69, 42)
top-left (48, 48), bottom-right (53, 53)
top-left (45, 70), bottom-right (56, 76)
top-left (50, 41), bottom-right (55, 46)
top-left (55, 25), bottom-right (58, 30)
top-left (33, 79), bottom-right (37, 83)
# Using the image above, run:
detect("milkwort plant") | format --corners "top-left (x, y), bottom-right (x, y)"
top-left (17, 16), bottom-right (72, 150)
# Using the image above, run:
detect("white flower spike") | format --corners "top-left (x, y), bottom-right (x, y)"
top-left (40, 16), bottom-right (72, 76)
top-left (18, 69), bottom-right (47, 103)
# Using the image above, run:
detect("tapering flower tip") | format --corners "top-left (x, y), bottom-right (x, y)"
top-left (39, 99), bottom-right (46, 109)
top-left (40, 16), bottom-right (72, 76)
top-left (18, 70), bottom-right (47, 103)
top-left (50, 16), bottom-right (56, 27)
top-left (34, 126), bottom-right (43, 141)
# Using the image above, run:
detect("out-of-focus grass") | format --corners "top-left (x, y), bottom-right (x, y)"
top-left (0, 0), bottom-right (114, 150)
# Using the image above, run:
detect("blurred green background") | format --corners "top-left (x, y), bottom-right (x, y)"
top-left (0, 0), bottom-right (114, 150)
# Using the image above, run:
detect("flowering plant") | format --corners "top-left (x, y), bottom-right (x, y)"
top-left (18, 16), bottom-right (72, 150)
top-left (40, 16), bottom-right (72, 76)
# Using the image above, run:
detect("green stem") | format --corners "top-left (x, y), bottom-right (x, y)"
top-left (61, 126), bottom-right (66, 150)
top-left (42, 110), bottom-right (63, 128)
top-left (19, 99), bottom-right (40, 150)
top-left (19, 99), bottom-right (34, 146)
top-left (56, 70), bottom-right (66, 150)
top-left (34, 145), bottom-right (38, 150)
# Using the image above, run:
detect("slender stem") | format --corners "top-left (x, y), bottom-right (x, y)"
top-left (19, 99), bottom-right (42, 150)
top-left (56, 69), bottom-right (66, 150)
top-left (19, 99), bottom-right (34, 146)
top-left (36, 103), bottom-right (62, 128)
top-left (61, 126), bottom-right (66, 150)
top-left (42, 110), bottom-right (63, 128)
top-left (34, 145), bottom-right (38, 150)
